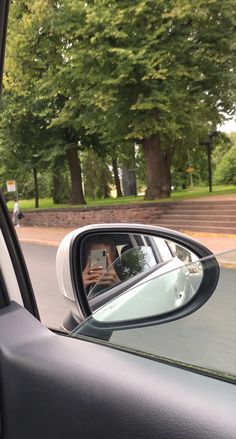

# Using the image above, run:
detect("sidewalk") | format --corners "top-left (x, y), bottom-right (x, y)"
top-left (15, 225), bottom-right (236, 257)
top-left (16, 226), bottom-right (73, 248)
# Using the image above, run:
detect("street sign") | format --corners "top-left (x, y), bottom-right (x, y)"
top-left (6, 180), bottom-right (16, 192)
top-left (186, 167), bottom-right (194, 174)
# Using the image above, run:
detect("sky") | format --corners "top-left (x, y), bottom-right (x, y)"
top-left (218, 117), bottom-right (236, 133)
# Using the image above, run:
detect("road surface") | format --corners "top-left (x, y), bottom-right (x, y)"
top-left (21, 243), bottom-right (72, 329)
top-left (21, 243), bottom-right (236, 376)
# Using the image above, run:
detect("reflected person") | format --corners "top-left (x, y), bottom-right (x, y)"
top-left (82, 237), bottom-right (120, 294)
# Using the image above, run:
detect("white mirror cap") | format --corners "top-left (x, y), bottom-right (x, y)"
top-left (56, 229), bottom-right (79, 301)
top-left (56, 224), bottom-right (106, 301)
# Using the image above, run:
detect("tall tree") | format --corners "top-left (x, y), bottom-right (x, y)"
top-left (2, 0), bottom-right (235, 203)
top-left (60, 0), bottom-right (235, 198)
top-left (2, 0), bottom-right (87, 204)
top-left (0, 90), bottom-right (51, 207)
top-left (213, 133), bottom-right (236, 185)
top-left (111, 157), bottom-right (123, 198)
top-left (81, 150), bottom-right (113, 199)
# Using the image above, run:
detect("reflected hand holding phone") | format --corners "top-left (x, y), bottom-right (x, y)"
top-left (90, 249), bottom-right (107, 271)
top-left (82, 240), bottom-right (120, 294)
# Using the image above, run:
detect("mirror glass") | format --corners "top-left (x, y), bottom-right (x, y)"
top-left (80, 232), bottom-right (203, 322)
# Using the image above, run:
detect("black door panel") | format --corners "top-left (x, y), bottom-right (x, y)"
top-left (0, 302), bottom-right (235, 439)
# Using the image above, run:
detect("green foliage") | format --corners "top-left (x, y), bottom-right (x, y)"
top-left (115, 248), bottom-right (148, 281)
top-left (81, 150), bottom-right (113, 199)
top-left (1, 0), bottom-right (87, 204)
top-left (212, 132), bottom-right (236, 185)
top-left (214, 145), bottom-right (236, 185)
top-left (1, 0), bottom-right (235, 201)
top-left (58, 0), bottom-right (235, 197)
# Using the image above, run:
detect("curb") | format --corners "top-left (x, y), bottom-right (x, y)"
top-left (18, 238), bottom-right (60, 247)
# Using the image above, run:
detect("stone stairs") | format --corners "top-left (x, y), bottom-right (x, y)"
top-left (154, 199), bottom-right (236, 234)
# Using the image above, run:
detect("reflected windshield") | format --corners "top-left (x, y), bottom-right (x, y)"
top-left (88, 246), bottom-right (158, 299)
top-left (91, 255), bottom-right (203, 322)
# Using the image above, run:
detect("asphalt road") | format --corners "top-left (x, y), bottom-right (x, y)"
top-left (21, 243), bottom-right (236, 376)
top-left (111, 265), bottom-right (236, 376)
top-left (21, 243), bottom-right (72, 329)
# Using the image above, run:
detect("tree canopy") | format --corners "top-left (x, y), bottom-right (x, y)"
top-left (0, 0), bottom-right (235, 202)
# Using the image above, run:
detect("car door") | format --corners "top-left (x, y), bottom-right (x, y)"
top-left (0, 4), bottom-right (235, 439)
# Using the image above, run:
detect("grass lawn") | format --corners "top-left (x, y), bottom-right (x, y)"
top-left (6, 185), bottom-right (236, 211)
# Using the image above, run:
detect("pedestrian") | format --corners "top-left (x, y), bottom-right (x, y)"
top-left (12, 199), bottom-right (23, 227)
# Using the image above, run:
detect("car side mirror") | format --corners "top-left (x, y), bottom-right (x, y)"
top-left (56, 224), bottom-right (219, 334)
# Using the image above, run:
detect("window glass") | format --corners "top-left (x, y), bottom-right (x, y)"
top-left (81, 232), bottom-right (164, 299)
top-left (2, 0), bottom-right (235, 383)
top-left (92, 261), bottom-right (202, 322)
top-left (72, 250), bottom-right (236, 380)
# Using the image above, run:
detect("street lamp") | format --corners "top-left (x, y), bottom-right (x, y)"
top-left (200, 130), bottom-right (219, 193)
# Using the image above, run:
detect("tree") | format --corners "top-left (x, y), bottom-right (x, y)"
top-left (2, 0), bottom-right (87, 205)
top-left (0, 89), bottom-right (51, 207)
top-left (111, 157), bottom-right (123, 198)
top-left (2, 0), bottom-right (235, 203)
top-left (213, 133), bottom-right (236, 185)
top-left (213, 145), bottom-right (236, 185)
top-left (81, 150), bottom-right (113, 199)
top-left (51, 154), bottom-right (70, 204)
top-left (59, 0), bottom-right (235, 198)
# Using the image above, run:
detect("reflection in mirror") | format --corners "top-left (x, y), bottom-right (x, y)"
top-left (80, 232), bottom-right (203, 319)
top-left (93, 259), bottom-right (204, 323)
top-left (81, 235), bottom-right (120, 295)
top-left (89, 246), bottom-right (157, 299)
top-left (81, 233), bottom-right (171, 295)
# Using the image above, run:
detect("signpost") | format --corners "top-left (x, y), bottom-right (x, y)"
top-left (200, 131), bottom-right (219, 193)
top-left (6, 180), bottom-right (18, 200)
top-left (6, 180), bottom-right (16, 192)
top-left (186, 167), bottom-right (194, 187)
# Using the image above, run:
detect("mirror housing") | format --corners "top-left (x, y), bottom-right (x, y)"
top-left (56, 224), bottom-right (219, 332)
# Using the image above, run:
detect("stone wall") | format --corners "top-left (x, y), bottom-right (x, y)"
top-left (21, 203), bottom-right (171, 228)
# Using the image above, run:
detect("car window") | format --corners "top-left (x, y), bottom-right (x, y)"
top-left (1, 0), bottom-right (235, 387)
top-left (81, 232), bottom-right (173, 298)
top-left (88, 246), bottom-right (158, 299)
top-left (91, 261), bottom-right (202, 322)
top-left (72, 249), bottom-right (236, 381)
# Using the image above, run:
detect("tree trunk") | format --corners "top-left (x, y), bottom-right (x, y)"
top-left (33, 167), bottom-right (39, 208)
top-left (122, 166), bottom-right (137, 197)
top-left (102, 181), bottom-right (110, 199)
top-left (111, 158), bottom-right (123, 197)
top-left (206, 141), bottom-right (212, 193)
top-left (52, 157), bottom-right (70, 204)
top-left (67, 146), bottom-right (86, 205)
top-left (52, 166), bottom-right (61, 204)
top-left (143, 136), bottom-right (172, 199)
top-left (101, 166), bottom-right (110, 199)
